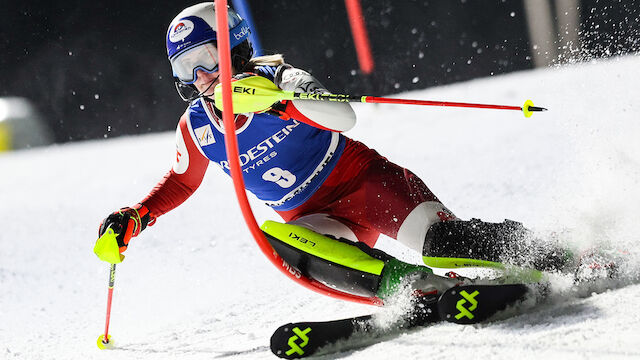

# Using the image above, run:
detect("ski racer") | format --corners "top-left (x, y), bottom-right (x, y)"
top-left (96, 2), bottom-right (573, 301)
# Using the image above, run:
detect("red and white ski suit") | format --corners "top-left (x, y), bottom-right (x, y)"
top-left (141, 66), bottom-right (455, 253)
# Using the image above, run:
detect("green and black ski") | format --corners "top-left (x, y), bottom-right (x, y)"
top-left (270, 314), bottom-right (374, 359)
top-left (437, 283), bottom-right (528, 324)
top-left (270, 296), bottom-right (439, 359)
top-left (270, 283), bottom-right (529, 358)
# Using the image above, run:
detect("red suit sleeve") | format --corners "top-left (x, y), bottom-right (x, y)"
top-left (140, 113), bottom-right (209, 217)
top-left (279, 101), bottom-right (335, 131)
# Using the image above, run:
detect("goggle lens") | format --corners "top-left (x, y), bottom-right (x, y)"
top-left (170, 43), bottom-right (219, 84)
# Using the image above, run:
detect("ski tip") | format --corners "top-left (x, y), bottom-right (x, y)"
top-left (97, 334), bottom-right (114, 350)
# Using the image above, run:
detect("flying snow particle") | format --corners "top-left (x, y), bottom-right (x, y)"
top-left (325, 49), bottom-right (334, 58)
top-left (79, 105), bottom-right (85, 110)
top-left (412, 77), bottom-right (419, 83)
top-left (94, 94), bottom-right (100, 100)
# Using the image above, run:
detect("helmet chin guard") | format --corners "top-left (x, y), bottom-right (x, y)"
top-left (173, 74), bottom-right (219, 103)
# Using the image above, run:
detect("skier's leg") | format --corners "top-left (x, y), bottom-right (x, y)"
top-left (262, 219), bottom-right (383, 297)
top-left (394, 200), bottom-right (457, 253)
top-left (287, 213), bottom-right (361, 244)
top-left (344, 159), bottom-right (574, 272)
top-left (261, 220), bottom-right (462, 300)
top-left (351, 159), bottom-right (457, 252)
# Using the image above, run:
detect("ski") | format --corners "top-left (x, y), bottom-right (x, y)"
top-left (270, 314), bottom-right (372, 359)
top-left (437, 283), bottom-right (529, 324)
top-left (270, 296), bottom-right (439, 359)
top-left (270, 283), bottom-right (530, 358)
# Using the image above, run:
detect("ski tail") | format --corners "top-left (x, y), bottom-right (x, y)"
top-left (270, 315), bottom-right (373, 359)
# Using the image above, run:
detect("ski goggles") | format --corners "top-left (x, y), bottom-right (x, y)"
top-left (170, 42), bottom-right (219, 84)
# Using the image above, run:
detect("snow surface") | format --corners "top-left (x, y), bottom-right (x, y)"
top-left (2, 55), bottom-right (640, 359)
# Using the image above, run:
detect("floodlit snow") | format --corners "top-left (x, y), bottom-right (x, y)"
top-left (1, 55), bottom-right (640, 359)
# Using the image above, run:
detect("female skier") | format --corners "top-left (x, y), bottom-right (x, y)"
top-left (96, 3), bottom-right (571, 296)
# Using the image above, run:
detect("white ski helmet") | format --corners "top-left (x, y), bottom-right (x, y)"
top-left (166, 2), bottom-right (253, 101)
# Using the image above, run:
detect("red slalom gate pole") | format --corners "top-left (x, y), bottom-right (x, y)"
top-left (345, 0), bottom-right (374, 74)
top-left (214, 1), bottom-right (382, 306)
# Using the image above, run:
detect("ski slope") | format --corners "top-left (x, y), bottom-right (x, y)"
top-left (1, 55), bottom-right (640, 359)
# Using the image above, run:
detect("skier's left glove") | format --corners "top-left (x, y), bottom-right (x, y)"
top-left (94, 204), bottom-right (155, 263)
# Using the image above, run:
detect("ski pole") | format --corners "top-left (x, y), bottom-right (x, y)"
top-left (214, 75), bottom-right (547, 118)
top-left (93, 225), bottom-right (124, 349)
top-left (97, 263), bottom-right (117, 349)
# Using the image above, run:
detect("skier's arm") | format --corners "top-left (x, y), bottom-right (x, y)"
top-left (271, 65), bottom-right (356, 132)
top-left (140, 112), bottom-right (209, 217)
top-left (95, 114), bottom-right (208, 261)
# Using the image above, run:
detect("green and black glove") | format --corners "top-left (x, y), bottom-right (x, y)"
top-left (94, 204), bottom-right (154, 263)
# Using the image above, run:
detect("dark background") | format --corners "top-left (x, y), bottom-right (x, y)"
top-left (1, 1), bottom-right (638, 143)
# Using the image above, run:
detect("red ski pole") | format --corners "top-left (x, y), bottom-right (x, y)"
top-left (295, 94), bottom-right (546, 118)
top-left (214, 76), bottom-right (548, 118)
top-left (94, 225), bottom-right (125, 349)
top-left (97, 263), bottom-right (117, 349)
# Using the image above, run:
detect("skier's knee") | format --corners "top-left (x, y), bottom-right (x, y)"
top-left (262, 221), bottom-right (457, 301)
top-left (261, 221), bottom-right (387, 297)
top-left (396, 201), bottom-right (457, 253)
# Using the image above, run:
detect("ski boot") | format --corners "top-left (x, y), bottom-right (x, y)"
top-left (423, 218), bottom-right (575, 273)
top-left (376, 258), bottom-right (468, 326)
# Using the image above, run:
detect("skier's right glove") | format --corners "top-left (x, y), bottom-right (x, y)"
top-left (94, 204), bottom-right (155, 263)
